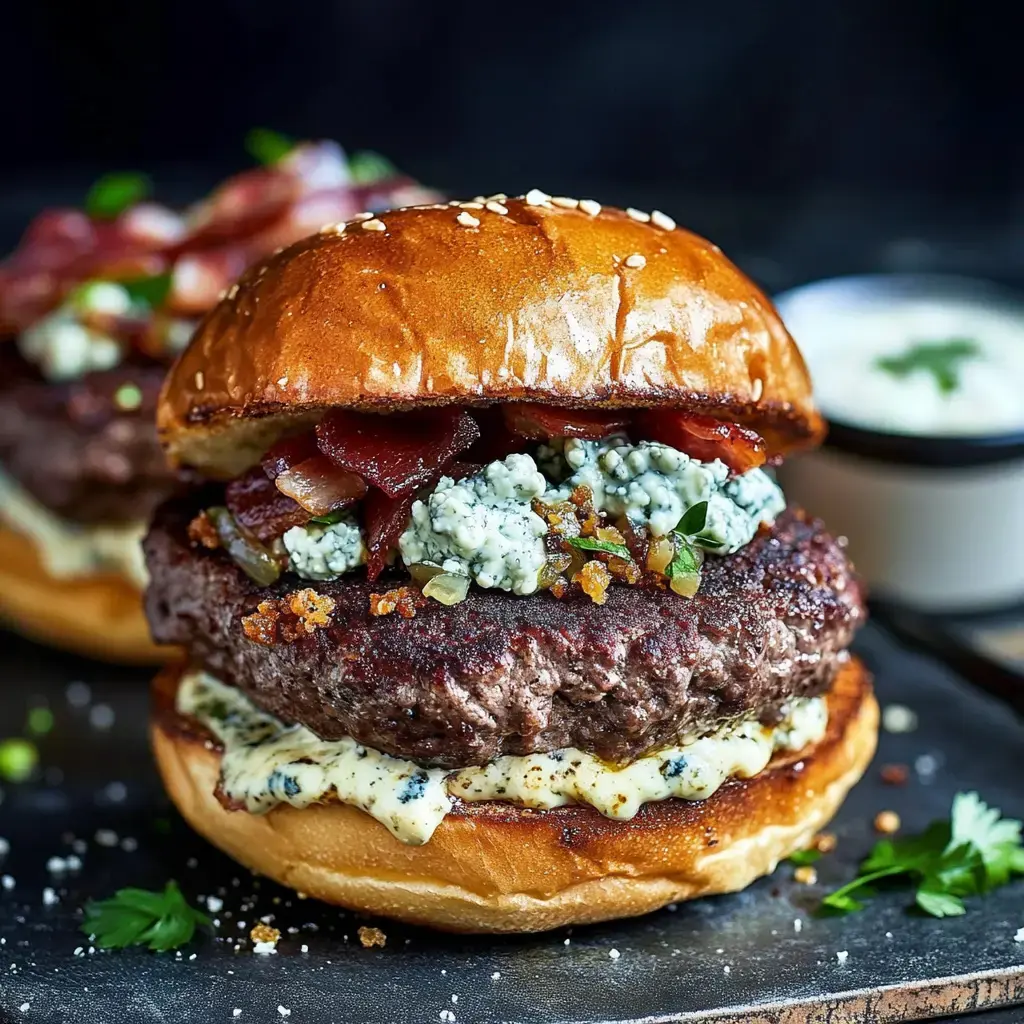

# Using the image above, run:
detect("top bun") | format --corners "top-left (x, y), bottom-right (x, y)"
top-left (159, 194), bottom-right (823, 477)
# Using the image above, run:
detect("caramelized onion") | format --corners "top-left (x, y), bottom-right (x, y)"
top-left (422, 573), bottom-right (470, 606)
top-left (206, 507), bottom-right (282, 587)
top-left (637, 411), bottom-right (766, 474)
top-left (503, 404), bottom-right (630, 440)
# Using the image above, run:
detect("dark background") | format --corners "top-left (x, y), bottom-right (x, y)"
top-left (4, 0), bottom-right (1024, 289)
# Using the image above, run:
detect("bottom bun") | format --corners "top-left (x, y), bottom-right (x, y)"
top-left (0, 526), bottom-right (169, 664)
top-left (152, 657), bottom-right (877, 933)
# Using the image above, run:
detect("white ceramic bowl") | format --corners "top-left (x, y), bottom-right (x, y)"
top-left (774, 274), bottom-right (1024, 613)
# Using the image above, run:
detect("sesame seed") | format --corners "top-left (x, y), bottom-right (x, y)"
top-left (487, 193), bottom-right (508, 201)
top-left (472, 195), bottom-right (487, 203)
top-left (456, 212), bottom-right (480, 228)
top-left (319, 221), bottom-right (345, 234)
top-left (751, 377), bottom-right (764, 401)
top-left (351, 212), bottom-right (374, 222)
top-left (551, 196), bottom-right (579, 209)
top-left (524, 188), bottom-right (551, 206)
top-left (485, 201), bottom-right (508, 215)
top-left (458, 202), bottom-right (484, 210)
top-left (836, 950), bottom-right (849, 964)
top-left (650, 209), bottom-right (676, 231)
top-left (361, 219), bottom-right (386, 231)
top-left (624, 254), bottom-right (646, 269)
top-left (226, 283), bottom-right (239, 300)
top-left (194, 371), bottom-right (205, 391)
top-left (608, 948), bottom-right (620, 960)
top-left (277, 376), bottom-right (288, 388)
top-left (579, 199), bottom-right (601, 216)
top-left (626, 207), bottom-right (651, 222)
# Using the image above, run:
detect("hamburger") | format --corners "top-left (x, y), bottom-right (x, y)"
top-left (146, 192), bottom-right (877, 932)
top-left (0, 140), bottom-right (439, 662)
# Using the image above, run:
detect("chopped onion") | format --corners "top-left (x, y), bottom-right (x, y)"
top-left (407, 562), bottom-right (447, 585)
top-left (646, 537), bottom-right (674, 575)
top-left (422, 573), bottom-right (470, 606)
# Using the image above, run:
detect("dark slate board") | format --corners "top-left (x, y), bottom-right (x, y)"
top-left (0, 621), bottom-right (1022, 1024)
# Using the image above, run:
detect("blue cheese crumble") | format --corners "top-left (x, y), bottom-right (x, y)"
top-left (550, 438), bottom-right (785, 552)
top-left (283, 515), bottom-right (366, 581)
top-left (398, 454), bottom-right (549, 595)
top-left (179, 668), bottom-right (828, 846)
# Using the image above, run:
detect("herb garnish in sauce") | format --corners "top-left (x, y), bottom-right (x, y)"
top-left (875, 337), bottom-right (980, 394)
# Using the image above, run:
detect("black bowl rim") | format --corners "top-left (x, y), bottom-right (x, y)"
top-left (775, 272), bottom-right (1024, 468)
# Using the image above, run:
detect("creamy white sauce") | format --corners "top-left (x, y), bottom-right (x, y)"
top-left (779, 289), bottom-right (1024, 436)
top-left (0, 470), bottom-right (147, 587)
top-left (179, 668), bottom-right (828, 846)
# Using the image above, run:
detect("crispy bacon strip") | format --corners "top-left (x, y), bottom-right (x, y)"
top-left (638, 411), bottom-right (766, 474)
top-left (225, 467), bottom-right (310, 543)
top-left (503, 404), bottom-right (631, 440)
top-left (363, 489), bottom-right (415, 581)
top-left (316, 408), bottom-right (480, 498)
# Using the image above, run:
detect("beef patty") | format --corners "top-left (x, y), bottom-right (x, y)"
top-left (146, 497), bottom-right (865, 767)
top-left (0, 350), bottom-right (175, 523)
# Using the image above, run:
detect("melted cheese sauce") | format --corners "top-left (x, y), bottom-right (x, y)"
top-left (0, 470), bottom-right (147, 588)
top-left (180, 669), bottom-right (828, 846)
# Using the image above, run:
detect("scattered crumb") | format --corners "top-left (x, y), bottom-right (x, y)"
top-left (491, 971), bottom-right (501, 980)
top-left (874, 810), bottom-right (901, 835)
top-left (94, 830), bottom-right (118, 848)
top-left (451, 995), bottom-right (458, 1003)
top-left (19, 1003), bottom-right (29, 1012)
top-left (103, 781), bottom-right (128, 803)
top-left (300, 944), bottom-right (309, 954)
top-left (0, 838), bottom-right (9, 857)
top-left (794, 866), bottom-right (818, 886)
top-left (1014, 927), bottom-right (1024, 943)
top-left (120, 837), bottom-right (138, 853)
top-left (836, 950), bottom-right (849, 964)
top-left (794, 918), bottom-right (803, 933)
top-left (358, 926), bottom-right (386, 949)
top-left (206, 896), bottom-right (223, 913)
top-left (2, 875), bottom-right (15, 890)
top-left (608, 948), bottom-right (621, 960)
top-left (723, 965), bottom-right (730, 974)
top-left (233, 1012), bottom-right (241, 1019)
top-left (880, 763), bottom-right (909, 786)
top-left (42, 888), bottom-right (59, 906)
top-left (885, 931), bottom-right (894, 939)
top-left (277, 1008), bottom-right (291, 1018)
top-left (882, 704), bottom-right (918, 733)
top-left (250, 924), bottom-right (280, 947)
top-left (252, 942), bottom-right (277, 955)
top-left (440, 1012), bottom-right (456, 1022)
top-left (914, 754), bottom-right (939, 781)
top-left (812, 832), bottom-right (837, 854)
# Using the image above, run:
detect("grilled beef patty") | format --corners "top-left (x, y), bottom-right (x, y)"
top-left (145, 497), bottom-right (865, 768)
top-left (0, 350), bottom-right (174, 523)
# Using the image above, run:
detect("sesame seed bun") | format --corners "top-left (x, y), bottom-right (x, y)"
top-left (158, 196), bottom-right (824, 478)
top-left (151, 656), bottom-right (876, 933)
top-left (0, 526), bottom-right (170, 664)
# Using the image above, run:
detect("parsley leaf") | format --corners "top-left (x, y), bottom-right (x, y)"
top-left (85, 172), bottom-right (151, 220)
top-left (875, 338), bottom-right (980, 395)
top-left (82, 881), bottom-right (210, 952)
top-left (310, 509), bottom-right (347, 525)
top-left (568, 536), bottom-right (632, 559)
top-left (674, 500), bottom-right (708, 537)
top-left (822, 792), bottom-right (1024, 918)
top-left (120, 272), bottom-right (173, 309)
top-left (348, 150), bottom-right (397, 184)
top-left (788, 849), bottom-right (822, 866)
top-left (665, 534), bottom-right (700, 579)
top-left (245, 127), bottom-right (295, 166)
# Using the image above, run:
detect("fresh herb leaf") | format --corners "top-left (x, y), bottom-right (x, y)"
top-left (348, 150), bottom-right (397, 184)
top-left (665, 535), bottom-right (700, 579)
top-left (822, 792), bottom-right (1024, 918)
top-left (675, 500), bottom-right (708, 537)
top-left (82, 880), bottom-right (210, 952)
top-left (788, 849), bottom-right (822, 866)
top-left (568, 536), bottom-right (632, 559)
top-left (245, 127), bottom-right (295, 166)
top-left (874, 338), bottom-right (980, 395)
top-left (310, 509), bottom-right (347, 525)
top-left (85, 172), bottom-right (151, 219)
top-left (120, 271), bottom-right (173, 309)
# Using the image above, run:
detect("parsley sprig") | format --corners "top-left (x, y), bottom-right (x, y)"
top-left (245, 127), bottom-right (295, 166)
top-left (874, 337), bottom-right (980, 395)
top-left (85, 172), bottom-right (151, 220)
top-left (568, 535), bottom-right (632, 559)
top-left (824, 792), bottom-right (1024, 917)
top-left (82, 881), bottom-right (210, 951)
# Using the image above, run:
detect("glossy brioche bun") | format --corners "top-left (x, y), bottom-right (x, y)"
top-left (0, 526), bottom-right (169, 664)
top-left (152, 657), bottom-right (876, 933)
top-left (159, 196), bottom-right (824, 478)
